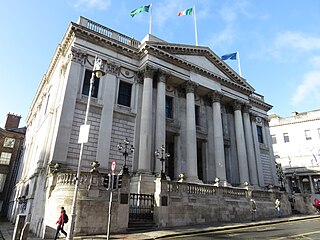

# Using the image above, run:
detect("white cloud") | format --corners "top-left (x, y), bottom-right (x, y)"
top-left (309, 56), bottom-right (320, 68)
top-left (291, 70), bottom-right (320, 106)
top-left (72, 0), bottom-right (111, 11)
top-left (275, 31), bottom-right (320, 52)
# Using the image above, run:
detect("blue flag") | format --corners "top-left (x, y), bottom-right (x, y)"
top-left (221, 52), bottom-right (237, 60)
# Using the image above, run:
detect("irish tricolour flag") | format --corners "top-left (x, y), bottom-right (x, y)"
top-left (177, 7), bottom-right (193, 16)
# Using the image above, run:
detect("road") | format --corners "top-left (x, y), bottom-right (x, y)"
top-left (160, 218), bottom-right (320, 240)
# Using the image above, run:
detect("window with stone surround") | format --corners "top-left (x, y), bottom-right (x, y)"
top-left (165, 96), bottom-right (173, 119)
top-left (283, 133), bottom-right (290, 143)
top-left (271, 134), bottom-right (277, 144)
top-left (0, 174), bottom-right (6, 192)
top-left (0, 152), bottom-right (12, 165)
top-left (305, 130), bottom-right (312, 140)
top-left (257, 126), bottom-right (264, 143)
top-left (82, 69), bottom-right (100, 98)
top-left (117, 80), bottom-right (132, 107)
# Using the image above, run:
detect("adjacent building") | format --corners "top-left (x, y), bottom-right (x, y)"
top-left (0, 113), bottom-right (26, 216)
top-left (269, 110), bottom-right (320, 196)
top-left (9, 16), bottom-right (281, 237)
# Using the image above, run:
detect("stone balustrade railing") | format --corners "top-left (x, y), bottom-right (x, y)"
top-left (55, 172), bottom-right (105, 188)
top-left (168, 182), bottom-right (216, 196)
top-left (221, 187), bottom-right (247, 197)
top-left (77, 16), bottom-right (141, 48)
top-left (168, 181), bottom-right (250, 198)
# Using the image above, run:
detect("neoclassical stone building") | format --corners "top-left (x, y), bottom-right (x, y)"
top-left (8, 17), bottom-right (282, 237)
top-left (269, 110), bottom-right (320, 197)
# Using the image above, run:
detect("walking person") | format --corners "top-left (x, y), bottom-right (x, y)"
top-left (250, 198), bottom-right (257, 221)
top-left (275, 198), bottom-right (281, 218)
top-left (54, 206), bottom-right (68, 239)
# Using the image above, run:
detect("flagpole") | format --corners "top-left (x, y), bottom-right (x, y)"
top-left (236, 51), bottom-right (242, 77)
top-left (149, 3), bottom-right (152, 34)
top-left (193, 6), bottom-right (198, 46)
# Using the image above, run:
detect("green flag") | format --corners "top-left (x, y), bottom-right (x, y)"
top-left (131, 5), bottom-right (150, 17)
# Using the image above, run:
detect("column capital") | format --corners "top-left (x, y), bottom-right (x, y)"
top-left (105, 62), bottom-right (120, 76)
top-left (185, 80), bottom-right (198, 94)
top-left (242, 104), bottom-right (252, 113)
top-left (210, 90), bottom-right (224, 103)
top-left (136, 71), bottom-right (144, 84)
top-left (233, 100), bottom-right (243, 111)
top-left (143, 65), bottom-right (155, 79)
top-left (158, 69), bottom-right (168, 83)
top-left (70, 47), bottom-right (87, 64)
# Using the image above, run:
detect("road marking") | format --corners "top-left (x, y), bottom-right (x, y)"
top-left (270, 230), bottom-right (320, 240)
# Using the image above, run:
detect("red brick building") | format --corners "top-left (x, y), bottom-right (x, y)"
top-left (0, 113), bottom-right (26, 216)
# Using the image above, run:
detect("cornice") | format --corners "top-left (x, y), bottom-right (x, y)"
top-left (249, 96), bottom-right (273, 112)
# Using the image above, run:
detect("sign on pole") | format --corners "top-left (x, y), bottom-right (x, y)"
top-left (111, 160), bottom-right (116, 173)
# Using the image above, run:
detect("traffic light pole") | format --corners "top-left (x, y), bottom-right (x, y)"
top-left (106, 173), bottom-right (114, 240)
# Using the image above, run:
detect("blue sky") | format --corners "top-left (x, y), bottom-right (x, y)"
top-left (1, 0), bottom-right (320, 127)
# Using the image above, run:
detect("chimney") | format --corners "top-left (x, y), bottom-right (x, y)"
top-left (5, 113), bottom-right (21, 130)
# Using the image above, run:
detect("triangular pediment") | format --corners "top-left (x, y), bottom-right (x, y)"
top-left (142, 41), bottom-right (255, 93)
top-left (176, 54), bottom-right (228, 78)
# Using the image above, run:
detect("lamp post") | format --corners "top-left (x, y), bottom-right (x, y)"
top-left (155, 145), bottom-right (170, 180)
top-left (117, 138), bottom-right (134, 175)
top-left (67, 56), bottom-right (105, 240)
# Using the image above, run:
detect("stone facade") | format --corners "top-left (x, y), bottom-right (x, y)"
top-left (8, 16), bottom-right (283, 237)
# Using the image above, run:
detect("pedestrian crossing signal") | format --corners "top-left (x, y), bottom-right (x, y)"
top-left (103, 174), bottom-right (111, 189)
top-left (118, 174), bottom-right (123, 189)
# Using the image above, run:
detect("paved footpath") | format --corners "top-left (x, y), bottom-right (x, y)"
top-left (1, 214), bottom-right (320, 240)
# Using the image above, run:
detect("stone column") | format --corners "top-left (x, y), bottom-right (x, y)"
top-left (133, 73), bottom-right (144, 172)
top-left (251, 114), bottom-right (265, 187)
top-left (242, 105), bottom-right (259, 187)
top-left (263, 118), bottom-right (279, 186)
top-left (155, 70), bottom-right (167, 174)
top-left (185, 81), bottom-right (200, 183)
top-left (53, 48), bottom-right (85, 164)
top-left (233, 100), bottom-right (249, 186)
top-left (96, 63), bottom-right (119, 168)
top-left (211, 91), bottom-right (227, 186)
top-left (137, 66), bottom-right (154, 173)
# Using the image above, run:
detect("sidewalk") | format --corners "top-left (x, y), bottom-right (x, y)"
top-left (1, 214), bottom-right (320, 240)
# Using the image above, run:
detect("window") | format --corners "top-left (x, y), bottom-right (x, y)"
top-left (271, 135), bottom-right (277, 144)
top-left (82, 69), bottom-right (100, 98)
top-left (195, 105), bottom-right (200, 126)
top-left (305, 130), bottom-right (312, 140)
top-left (318, 128), bottom-right (320, 139)
top-left (117, 81), bottom-right (132, 107)
top-left (0, 152), bottom-right (12, 165)
top-left (0, 174), bottom-right (6, 192)
top-left (165, 96), bottom-right (173, 119)
top-left (257, 126), bottom-right (264, 143)
top-left (283, 133), bottom-right (290, 143)
top-left (3, 137), bottom-right (15, 148)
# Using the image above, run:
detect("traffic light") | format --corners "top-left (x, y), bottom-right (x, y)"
top-left (103, 174), bottom-right (110, 189)
top-left (118, 174), bottom-right (123, 189)
top-left (112, 174), bottom-right (117, 189)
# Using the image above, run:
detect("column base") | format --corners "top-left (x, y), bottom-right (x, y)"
top-left (130, 173), bottom-right (155, 194)
top-left (185, 176), bottom-right (203, 184)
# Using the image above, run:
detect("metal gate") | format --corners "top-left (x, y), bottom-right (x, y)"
top-left (129, 193), bottom-right (154, 223)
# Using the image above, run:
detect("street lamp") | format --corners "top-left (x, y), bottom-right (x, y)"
top-left (117, 138), bottom-right (134, 175)
top-left (155, 145), bottom-right (170, 180)
top-left (67, 56), bottom-right (105, 240)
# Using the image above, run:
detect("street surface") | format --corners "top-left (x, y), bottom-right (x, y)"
top-left (160, 218), bottom-right (320, 239)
